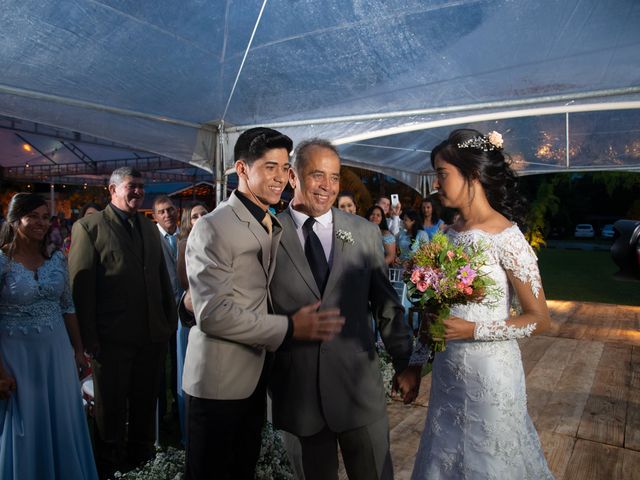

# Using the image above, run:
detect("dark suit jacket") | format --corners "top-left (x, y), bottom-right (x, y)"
top-left (68, 205), bottom-right (177, 348)
top-left (269, 207), bottom-right (413, 436)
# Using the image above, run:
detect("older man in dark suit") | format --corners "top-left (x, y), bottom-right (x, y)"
top-left (69, 167), bottom-right (177, 479)
top-left (269, 139), bottom-right (419, 480)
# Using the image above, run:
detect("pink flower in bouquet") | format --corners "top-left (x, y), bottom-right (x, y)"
top-left (464, 286), bottom-right (473, 295)
top-left (446, 250), bottom-right (455, 261)
top-left (457, 265), bottom-right (476, 286)
top-left (416, 281), bottom-right (429, 292)
top-left (410, 267), bottom-right (423, 284)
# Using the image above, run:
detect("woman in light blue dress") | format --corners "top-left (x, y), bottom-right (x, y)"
top-left (365, 205), bottom-right (396, 265)
top-left (0, 193), bottom-right (98, 480)
top-left (396, 209), bottom-right (429, 262)
top-left (420, 196), bottom-right (445, 239)
top-left (176, 201), bottom-right (208, 444)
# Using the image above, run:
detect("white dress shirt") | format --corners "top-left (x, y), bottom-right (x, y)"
top-left (157, 224), bottom-right (180, 259)
top-left (289, 207), bottom-right (334, 265)
top-left (387, 215), bottom-right (401, 236)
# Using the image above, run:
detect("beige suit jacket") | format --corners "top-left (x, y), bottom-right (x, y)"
top-left (182, 192), bottom-right (288, 400)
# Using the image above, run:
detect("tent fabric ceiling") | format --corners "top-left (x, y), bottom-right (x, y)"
top-left (0, 0), bottom-right (639, 190)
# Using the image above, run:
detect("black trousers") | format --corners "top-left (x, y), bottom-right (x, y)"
top-left (91, 341), bottom-right (167, 479)
top-left (184, 365), bottom-right (269, 480)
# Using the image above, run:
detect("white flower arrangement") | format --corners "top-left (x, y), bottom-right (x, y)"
top-left (336, 229), bottom-right (355, 247)
top-left (486, 131), bottom-right (503, 149)
top-left (112, 422), bottom-right (293, 479)
top-left (375, 339), bottom-right (395, 402)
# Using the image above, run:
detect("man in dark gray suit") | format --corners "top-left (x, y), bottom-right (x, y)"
top-left (69, 167), bottom-right (177, 479)
top-left (153, 195), bottom-right (181, 421)
top-left (269, 139), bottom-right (420, 480)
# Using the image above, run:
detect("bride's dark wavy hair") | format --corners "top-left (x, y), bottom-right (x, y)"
top-left (430, 129), bottom-right (527, 226)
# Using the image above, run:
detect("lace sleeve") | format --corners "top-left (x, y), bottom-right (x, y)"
top-left (499, 227), bottom-right (542, 298)
top-left (473, 227), bottom-right (541, 342)
top-left (474, 321), bottom-right (537, 341)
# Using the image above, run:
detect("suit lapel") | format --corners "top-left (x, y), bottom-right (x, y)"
top-left (228, 193), bottom-right (271, 278)
top-left (267, 215), bottom-right (282, 282)
top-left (323, 208), bottom-right (347, 299)
top-left (159, 230), bottom-right (177, 269)
top-left (277, 210), bottom-right (321, 298)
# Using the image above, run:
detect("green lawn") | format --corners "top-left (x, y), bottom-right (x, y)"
top-left (537, 248), bottom-right (640, 306)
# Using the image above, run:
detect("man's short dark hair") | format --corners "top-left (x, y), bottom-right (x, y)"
top-left (234, 127), bottom-right (293, 165)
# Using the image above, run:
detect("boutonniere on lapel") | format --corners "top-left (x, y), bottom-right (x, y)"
top-left (336, 229), bottom-right (355, 250)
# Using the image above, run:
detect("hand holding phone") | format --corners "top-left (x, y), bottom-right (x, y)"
top-left (390, 194), bottom-right (399, 208)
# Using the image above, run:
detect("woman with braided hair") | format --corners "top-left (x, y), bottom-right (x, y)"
top-left (401, 129), bottom-right (554, 479)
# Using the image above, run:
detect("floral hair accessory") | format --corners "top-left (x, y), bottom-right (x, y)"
top-left (457, 130), bottom-right (503, 151)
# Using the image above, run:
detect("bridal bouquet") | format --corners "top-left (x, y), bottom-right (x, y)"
top-left (403, 231), bottom-right (496, 353)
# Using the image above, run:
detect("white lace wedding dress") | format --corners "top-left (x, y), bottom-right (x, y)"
top-left (410, 225), bottom-right (554, 480)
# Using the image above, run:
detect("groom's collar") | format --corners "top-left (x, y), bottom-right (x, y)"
top-left (288, 206), bottom-right (333, 230)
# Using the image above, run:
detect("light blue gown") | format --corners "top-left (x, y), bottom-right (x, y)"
top-left (397, 229), bottom-right (429, 262)
top-left (0, 250), bottom-right (98, 480)
top-left (422, 219), bottom-right (444, 239)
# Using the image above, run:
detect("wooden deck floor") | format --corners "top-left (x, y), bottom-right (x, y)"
top-left (347, 301), bottom-right (640, 479)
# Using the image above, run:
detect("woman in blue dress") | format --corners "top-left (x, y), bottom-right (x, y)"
top-left (396, 209), bottom-right (429, 262)
top-left (365, 205), bottom-right (396, 265)
top-left (176, 201), bottom-right (208, 444)
top-left (0, 193), bottom-right (98, 480)
top-left (420, 196), bottom-right (445, 239)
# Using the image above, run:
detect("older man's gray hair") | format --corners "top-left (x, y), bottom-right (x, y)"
top-left (293, 138), bottom-right (340, 172)
top-left (109, 166), bottom-right (143, 186)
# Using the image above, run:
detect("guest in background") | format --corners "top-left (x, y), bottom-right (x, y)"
top-left (337, 191), bottom-right (357, 214)
top-left (63, 202), bottom-right (101, 255)
top-left (420, 197), bottom-right (444, 239)
top-left (175, 200), bottom-right (208, 444)
top-left (47, 215), bottom-right (63, 253)
top-left (376, 196), bottom-right (402, 236)
top-left (153, 195), bottom-right (182, 424)
top-left (80, 202), bottom-right (101, 218)
top-left (69, 167), bottom-right (177, 478)
top-left (0, 193), bottom-right (97, 480)
top-left (396, 209), bottom-right (429, 262)
top-left (366, 205), bottom-right (396, 266)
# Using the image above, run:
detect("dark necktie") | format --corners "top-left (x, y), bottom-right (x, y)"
top-left (303, 217), bottom-right (329, 293)
top-left (127, 216), bottom-right (144, 257)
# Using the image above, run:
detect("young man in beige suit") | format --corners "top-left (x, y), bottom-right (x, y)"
top-left (182, 128), bottom-right (344, 480)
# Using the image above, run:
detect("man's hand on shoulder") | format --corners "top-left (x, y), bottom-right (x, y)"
top-left (291, 301), bottom-right (345, 342)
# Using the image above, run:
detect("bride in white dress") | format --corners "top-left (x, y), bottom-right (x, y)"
top-left (404, 129), bottom-right (554, 479)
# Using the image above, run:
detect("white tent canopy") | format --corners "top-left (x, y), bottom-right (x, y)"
top-left (1, 0), bottom-right (639, 195)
